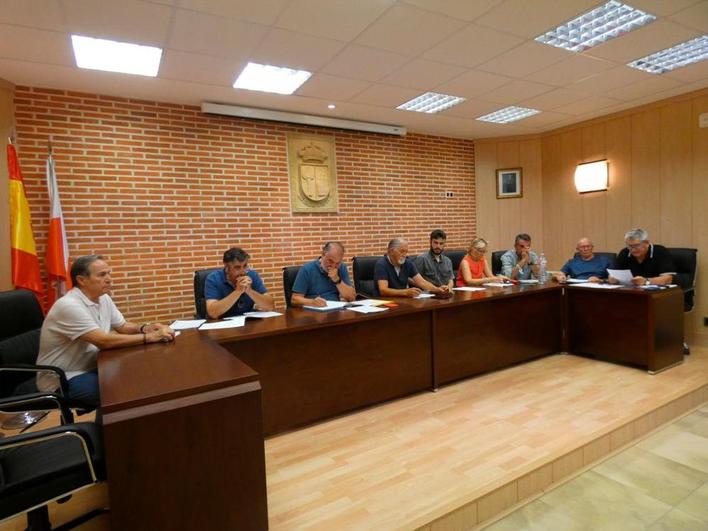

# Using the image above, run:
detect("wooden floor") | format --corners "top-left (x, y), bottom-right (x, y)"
top-left (2, 338), bottom-right (707, 531)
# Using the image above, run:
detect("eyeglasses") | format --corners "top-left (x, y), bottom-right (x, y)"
top-left (472, 247), bottom-right (487, 254)
top-left (626, 242), bottom-right (645, 250)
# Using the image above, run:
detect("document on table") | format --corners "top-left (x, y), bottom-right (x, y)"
top-left (349, 299), bottom-right (392, 306)
top-left (243, 311), bottom-right (282, 318)
top-left (303, 300), bottom-right (348, 311)
top-left (607, 269), bottom-right (634, 285)
top-left (347, 305), bottom-right (388, 314)
top-left (566, 278), bottom-right (589, 284)
top-left (519, 279), bottom-right (539, 284)
top-left (574, 283), bottom-right (621, 289)
top-left (414, 293), bottom-right (435, 299)
top-left (453, 286), bottom-right (486, 292)
top-left (484, 282), bottom-right (512, 288)
top-left (170, 319), bottom-right (206, 330)
top-left (199, 317), bottom-right (246, 330)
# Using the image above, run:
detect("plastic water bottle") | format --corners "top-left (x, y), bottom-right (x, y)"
top-left (538, 252), bottom-right (547, 282)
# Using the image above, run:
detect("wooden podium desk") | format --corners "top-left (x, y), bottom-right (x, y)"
top-left (565, 285), bottom-right (684, 373)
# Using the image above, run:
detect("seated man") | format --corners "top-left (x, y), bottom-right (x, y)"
top-left (553, 237), bottom-right (612, 282)
top-left (291, 241), bottom-right (356, 307)
top-left (414, 229), bottom-right (454, 290)
top-left (610, 228), bottom-right (675, 286)
top-left (37, 255), bottom-right (175, 408)
top-left (501, 233), bottom-right (540, 280)
top-left (205, 247), bottom-right (274, 318)
top-left (374, 238), bottom-right (449, 297)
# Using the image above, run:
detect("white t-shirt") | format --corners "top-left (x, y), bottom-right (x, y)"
top-left (37, 288), bottom-right (126, 391)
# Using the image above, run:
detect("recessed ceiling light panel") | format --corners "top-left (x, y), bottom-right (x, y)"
top-left (397, 92), bottom-right (466, 113)
top-left (535, 1), bottom-right (656, 53)
top-left (628, 36), bottom-right (708, 74)
top-left (476, 106), bottom-right (541, 124)
top-left (233, 62), bottom-right (312, 95)
top-left (71, 35), bottom-right (162, 77)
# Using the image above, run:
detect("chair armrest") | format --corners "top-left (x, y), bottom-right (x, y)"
top-left (0, 391), bottom-right (74, 423)
top-left (0, 363), bottom-right (70, 394)
top-left (0, 423), bottom-right (100, 482)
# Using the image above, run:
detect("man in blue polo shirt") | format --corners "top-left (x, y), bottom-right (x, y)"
top-left (205, 247), bottom-right (274, 318)
top-left (553, 237), bottom-right (612, 282)
top-left (374, 238), bottom-right (448, 297)
top-left (291, 241), bottom-right (356, 307)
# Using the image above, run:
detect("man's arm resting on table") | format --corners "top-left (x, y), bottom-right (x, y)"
top-left (377, 279), bottom-right (420, 298)
top-left (83, 322), bottom-right (174, 349)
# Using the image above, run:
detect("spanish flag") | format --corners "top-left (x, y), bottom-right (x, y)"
top-left (46, 153), bottom-right (71, 308)
top-left (8, 144), bottom-right (43, 298)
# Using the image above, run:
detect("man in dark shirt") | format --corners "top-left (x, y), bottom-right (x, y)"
top-left (414, 229), bottom-right (454, 290)
top-left (610, 228), bottom-right (675, 286)
top-left (374, 238), bottom-right (448, 297)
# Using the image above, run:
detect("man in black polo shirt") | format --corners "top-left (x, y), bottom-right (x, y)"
top-left (610, 228), bottom-right (675, 286)
top-left (374, 238), bottom-right (448, 297)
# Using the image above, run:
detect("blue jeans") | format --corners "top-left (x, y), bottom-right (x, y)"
top-left (67, 371), bottom-right (100, 408)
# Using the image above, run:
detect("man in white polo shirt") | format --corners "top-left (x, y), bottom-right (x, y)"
top-left (37, 254), bottom-right (175, 408)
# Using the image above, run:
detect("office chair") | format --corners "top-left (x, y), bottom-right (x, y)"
top-left (282, 266), bottom-right (302, 308)
top-left (352, 256), bottom-right (380, 298)
top-left (442, 249), bottom-right (466, 277)
top-left (0, 413), bottom-right (107, 531)
top-left (0, 290), bottom-right (76, 429)
top-left (491, 251), bottom-right (506, 276)
top-left (193, 267), bottom-right (221, 319)
top-left (667, 248), bottom-right (698, 355)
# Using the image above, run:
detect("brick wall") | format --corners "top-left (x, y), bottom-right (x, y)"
top-left (14, 86), bottom-right (476, 322)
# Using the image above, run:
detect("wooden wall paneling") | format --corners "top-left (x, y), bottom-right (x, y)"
top-left (0, 80), bottom-right (13, 289)
top-left (475, 141), bottom-right (500, 248)
top-left (691, 95), bottom-right (708, 336)
top-left (604, 116), bottom-right (633, 253)
top-left (630, 109), bottom-right (662, 239)
top-left (520, 138), bottom-right (544, 254)
top-left (541, 134), bottom-right (563, 269)
top-left (580, 123), bottom-right (607, 251)
top-left (660, 101), bottom-right (693, 247)
top-left (496, 141), bottom-right (522, 249)
top-left (559, 129), bottom-right (583, 263)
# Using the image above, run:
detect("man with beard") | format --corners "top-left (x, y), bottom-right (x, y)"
top-left (414, 229), bottom-right (454, 291)
top-left (205, 247), bottom-right (274, 318)
top-left (290, 241), bottom-right (356, 307)
top-left (374, 238), bottom-right (449, 297)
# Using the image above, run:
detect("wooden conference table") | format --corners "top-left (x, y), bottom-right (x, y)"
top-left (97, 283), bottom-right (684, 530)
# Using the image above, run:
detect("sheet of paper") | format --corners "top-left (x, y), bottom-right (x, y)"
top-left (347, 305), bottom-right (388, 314)
top-left (242, 311), bottom-right (282, 318)
top-left (170, 319), bottom-right (206, 330)
top-left (199, 317), bottom-right (246, 330)
top-left (414, 293), bottom-right (435, 299)
top-left (452, 286), bottom-right (486, 292)
top-left (303, 300), bottom-right (348, 311)
top-left (519, 279), bottom-right (539, 284)
top-left (574, 283), bottom-right (621, 289)
top-left (349, 299), bottom-right (392, 306)
top-left (483, 282), bottom-right (512, 288)
top-left (607, 269), bottom-right (634, 285)
top-left (566, 278), bottom-right (589, 284)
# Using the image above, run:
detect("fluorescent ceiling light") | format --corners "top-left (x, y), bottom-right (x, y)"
top-left (575, 160), bottom-right (608, 193)
top-left (535, 1), bottom-right (655, 53)
top-left (397, 92), bottom-right (465, 113)
top-left (628, 36), bottom-right (708, 74)
top-left (233, 62), bottom-right (311, 95)
top-left (71, 35), bottom-right (162, 77)
top-left (476, 106), bottom-right (540, 124)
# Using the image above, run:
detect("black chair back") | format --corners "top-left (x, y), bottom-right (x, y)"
top-left (193, 268), bottom-right (222, 319)
top-left (667, 247), bottom-right (698, 312)
top-left (0, 290), bottom-right (44, 397)
top-left (443, 249), bottom-right (466, 277)
top-left (282, 266), bottom-right (302, 308)
top-left (353, 256), bottom-right (380, 298)
top-left (491, 251), bottom-right (506, 276)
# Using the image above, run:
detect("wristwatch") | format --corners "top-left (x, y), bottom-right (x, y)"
top-left (645, 278), bottom-right (650, 285)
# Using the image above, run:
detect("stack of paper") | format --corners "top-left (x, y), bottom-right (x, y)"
top-left (303, 301), bottom-right (348, 312)
top-left (243, 311), bottom-right (282, 318)
top-left (414, 293), bottom-right (435, 299)
top-left (350, 299), bottom-right (391, 306)
top-left (347, 305), bottom-right (388, 314)
top-left (170, 319), bottom-right (206, 330)
top-left (199, 317), bottom-right (246, 330)
top-left (483, 282), bottom-right (511, 288)
top-left (453, 286), bottom-right (486, 292)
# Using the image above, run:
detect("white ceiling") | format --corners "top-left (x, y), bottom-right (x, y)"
top-left (0, 0), bottom-right (706, 139)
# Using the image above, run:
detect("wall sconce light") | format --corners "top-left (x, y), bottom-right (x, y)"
top-left (575, 160), bottom-right (608, 193)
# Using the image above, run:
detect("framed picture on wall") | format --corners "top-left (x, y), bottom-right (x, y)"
top-left (496, 168), bottom-right (523, 199)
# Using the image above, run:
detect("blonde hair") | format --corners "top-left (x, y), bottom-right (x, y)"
top-left (468, 238), bottom-right (488, 254)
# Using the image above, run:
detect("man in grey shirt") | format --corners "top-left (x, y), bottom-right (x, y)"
top-left (414, 229), bottom-right (453, 292)
top-left (501, 233), bottom-right (540, 280)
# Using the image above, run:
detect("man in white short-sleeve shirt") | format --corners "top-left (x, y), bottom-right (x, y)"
top-left (38, 255), bottom-right (175, 408)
